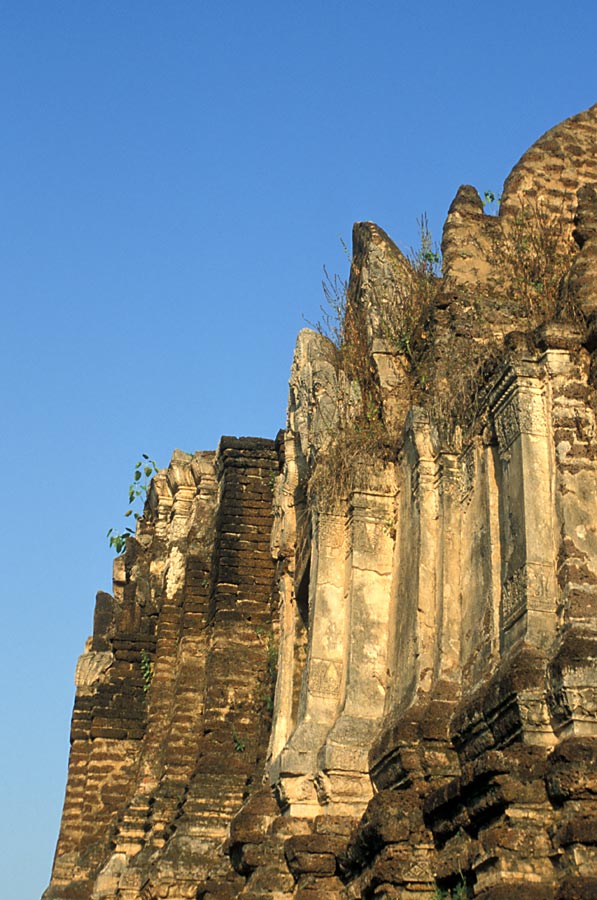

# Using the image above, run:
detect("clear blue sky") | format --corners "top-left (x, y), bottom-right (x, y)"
top-left (1, 2), bottom-right (595, 897)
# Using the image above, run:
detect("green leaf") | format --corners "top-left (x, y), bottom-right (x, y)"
top-left (124, 509), bottom-right (133, 517)
top-left (134, 470), bottom-right (142, 481)
top-left (144, 466), bottom-right (153, 478)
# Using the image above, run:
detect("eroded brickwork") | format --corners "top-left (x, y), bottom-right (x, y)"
top-left (46, 440), bottom-right (277, 900)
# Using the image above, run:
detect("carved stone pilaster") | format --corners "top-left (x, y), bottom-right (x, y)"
top-left (272, 509), bottom-right (349, 817)
top-left (490, 362), bottom-right (558, 652)
top-left (317, 471), bottom-right (397, 814)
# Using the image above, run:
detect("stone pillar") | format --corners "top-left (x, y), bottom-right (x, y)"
top-left (269, 568), bottom-right (298, 760)
top-left (386, 408), bottom-right (440, 708)
top-left (370, 410), bottom-right (462, 797)
top-left (490, 359), bottom-right (558, 655)
top-left (436, 451), bottom-right (462, 685)
top-left (316, 472), bottom-right (396, 814)
top-left (273, 508), bottom-right (349, 817)
top-left (458, 441), bottom-right (502, 693)
top-left (268, 426), bottom-right (309, 765)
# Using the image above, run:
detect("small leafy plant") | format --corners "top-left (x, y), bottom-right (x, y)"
top-left (232, 729), bottom-right (246, 752)
top-left (411, 212), bottom-right (442, 277)
top-left (140, 649), bottom-right (153, 693)
top-left (107, 454), bottom-right (159, 555)
top-left (432, 877), bottom-right (467, 899)
top-left (482, 189), bottom-right (501, 215)
top-left (255, 627), bottom-right (278, 714)
top-left (386, 213), bottom-right (441, 387)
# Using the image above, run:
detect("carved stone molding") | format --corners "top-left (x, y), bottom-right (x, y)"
top-left (491, 367), bottom-right (547, 458)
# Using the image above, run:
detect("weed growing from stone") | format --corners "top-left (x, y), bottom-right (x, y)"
top-left (255, 627), bottom-right (278, 715)
top-left (107, 454), bottom-right (159, 555)
top-left (432, 876), bottom-right (468, 899)
top-left (404, 198), bottom-right (580, 446)
top-left (232, 729), bottom-right (246, 753)
top-left (379, 213), bottom-right (441, 388)
top-left (140, 649), bottom-right (153, 693)
top-left (309, 218), bottom-right (442, 505)
top-left (306, 197), bottom-right (581, 491)
top-left (485, 197), bottom-right (578, 323)
top-left (482, 189), bottom-right (501, 215)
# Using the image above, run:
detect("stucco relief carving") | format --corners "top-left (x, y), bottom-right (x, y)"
top-left (501, 566), bottom-right (527, 630)
top-left (459, 445), bottom-right (476, 502)
top-left (75, 650), bottom-right (113, 688)
top-left (404, 860), bottom-right (434, 883)
top-left (527, 564), bottom-right (556, 613)
top-left (492, 373), bottom-right (547, 456)
top-left (494, 390), bottom-right (521, 455)
top-left (502, 563), bottom-right (556, 633)
top-left (309, 658), bottom-right (341, 698)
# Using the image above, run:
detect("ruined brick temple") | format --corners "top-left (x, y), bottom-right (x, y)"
top-left (45, 104), bottom-right (597, 899)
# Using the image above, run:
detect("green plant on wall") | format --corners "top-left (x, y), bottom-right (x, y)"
top-left (484, 196), bottom-right (577, 322)
top-left (255, 627), bottom-right (278, 714)
top-left (107, 454), bottom-right (159, 555)
top-left (232, 729), bottom-right (246, 752)
top-left (317, 216), bottom-right (441, 382)
top-left (482, 189), bottom-right (501, 215)
top-left (140, 649), bottom-right (153, 693)
top-left (309, 216), bottom-right (442, 504)
top-left (268, 468), bottom-right (277, 493)
top-left (410, 212), bottom-right (442, 277)
top-left (432, 876), bottom-right (468, 899)
top-left (308, 253), bottom-right (387, 504)
top-left (386, 212), bottom-right (441, 383)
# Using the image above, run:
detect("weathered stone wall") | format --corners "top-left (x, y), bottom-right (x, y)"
top-left (45, 439), bottom-right (278, 900)
top-left (47, 103), bottom-right (597, 900)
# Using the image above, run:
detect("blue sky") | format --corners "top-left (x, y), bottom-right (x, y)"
top-left (1, 2), bottom-right (596, 897)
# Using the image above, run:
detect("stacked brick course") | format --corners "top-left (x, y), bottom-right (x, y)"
top-left (45, 440), bottom-right (277, 900)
